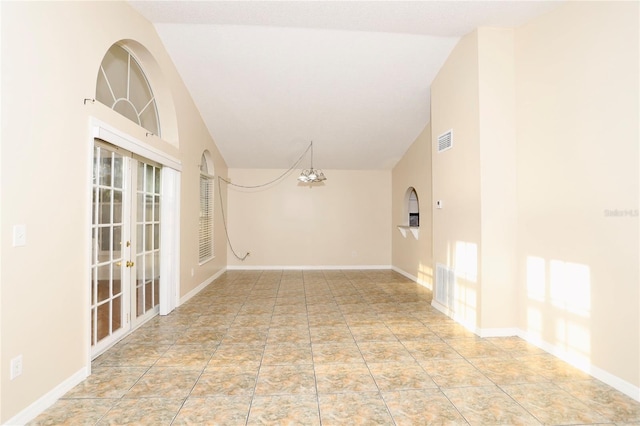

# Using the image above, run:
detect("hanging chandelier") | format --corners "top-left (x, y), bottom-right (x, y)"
top-left (298, 141), bottom-right (327, 183)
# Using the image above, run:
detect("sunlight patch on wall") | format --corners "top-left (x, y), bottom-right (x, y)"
top-left (527, 306), bottom-right (543, 341)
top-left (525, 256), bottom-right (592, 368)
top-left (527, 256), bottom-right (546, 302)
top-left (417, 262), bottom-right (433, 290)
top-left (454, 241), bottom-right (478, 283)
top-left (550, 259), bottom-right (592, 366)
top-left (549, 260), bottom-right (591, 317)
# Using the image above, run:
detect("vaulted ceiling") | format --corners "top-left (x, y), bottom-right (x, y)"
top-left (130, 1), bottom-right (560, 169)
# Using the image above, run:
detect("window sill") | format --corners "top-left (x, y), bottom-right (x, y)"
top-left (397, 226), bottom-right (419, 239)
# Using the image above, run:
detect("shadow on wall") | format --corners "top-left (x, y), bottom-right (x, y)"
top-left (526, 256), bottom-right (592, 368)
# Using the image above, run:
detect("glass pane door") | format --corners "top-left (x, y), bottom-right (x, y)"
top-left (91, 144), bottom-right (130, 354)
top-left (133, 160), bottom-right (161, 320)
top-left (90, 142), bottom-right (162, 356)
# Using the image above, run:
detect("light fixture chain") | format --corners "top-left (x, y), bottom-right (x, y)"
top-left (217, 176), bottom-right (250, 261)
top-left (218, 142), bottom-right (312, 189)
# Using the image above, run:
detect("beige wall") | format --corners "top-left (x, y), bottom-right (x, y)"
top-left (226, 169), bottom-right (391, 268)
top-left (1, 1), bottom-right (227, 421)
top-left (515, 1), bottom-right (639, 389)
top-left (477, 28), bottom-right (518, 330)
top-left (428, 0), bottom-right (639, 394)
top-left (431, 30), bottom-right (482, 329)
top-left (391, 123), bottom-right (433, 287)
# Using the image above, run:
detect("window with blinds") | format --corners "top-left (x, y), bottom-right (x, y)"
top-left (199, 153), bottom-right (214, 263)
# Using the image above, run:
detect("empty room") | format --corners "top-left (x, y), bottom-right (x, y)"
top-left (1, 1), bottom-right (639, 424)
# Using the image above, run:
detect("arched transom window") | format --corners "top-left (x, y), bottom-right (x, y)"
top-left (96, 44), bottom-right (160, 136)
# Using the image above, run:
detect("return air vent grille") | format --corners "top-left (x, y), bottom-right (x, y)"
top-left (438, 129), bottom-right (453, 152)
top-left (435, 263), bottom-right (455, 309)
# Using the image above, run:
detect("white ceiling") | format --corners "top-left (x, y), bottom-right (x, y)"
top-left (130, 1), bottom-right (560, 170)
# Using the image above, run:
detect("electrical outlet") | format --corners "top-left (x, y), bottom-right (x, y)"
top-left (10, 355), bottom-right (22, 380)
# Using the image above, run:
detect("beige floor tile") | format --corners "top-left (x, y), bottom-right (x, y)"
top-left (443, 386), bottom-right (542, 425)
top-left (232, 314), bottom-right (272, 327)
top-left (469, 357), bottom-right (549, 385)
top-left (269, 314), bottom-right (308, 327)
top-left (192, 365), bottom-right (259, 396)
top-left (122, 328), bottom-right (183, 345)
top-left (262, 342), bottom-right (313, 365)
top-left (429, 323), bottom-right (476, 339)
top-left (172, 396), bottom-right (252, 425)
top-left (255, 364), bottom-right (316, 395)
top-left (517, 353), bottom-right (591, 381)
top-left (63, 366), bottom-right (147, 398)
top-left (350, 325), bottom-right (399, 342)
top-left (154, 344), bottom-right (214, 368)
top-left (318, 392), bottom-right (394, 425)
top-left (403, 339), bottom-right (463, 361)
top-left (248, 394), bottom-right (320, 425)
top-left (357, 341), bottom-right (414, 363)
top-left (559, 379), bottom-right (640, 423)
top-left (382, 389), bottom-right (467, 425)
top-left (446, 337), bottom-right (506, 358)
top-left (419, 358), bottom-right (493, 387)
top-left (28, 399), bottom-right (116, 426)
top-left (387, 324), bottom-right (436, 341)
top-left (367, 361), bottom-right (437, 391)
top-left (95, 343), bottom-right (171, 367)
top-left (97, 397), bottom-right (184, 425)
top-left (267, 326), bottom-right (311, 344)
top-left (501, 382), bottom-right (610, 425)
top-left (310, 325), bottom-right (354, 343)
top-left (343, 313), bottom-right (385, 327)
top-left (207, 343), bottom-right (264, 366)
top-left (124, 366), bottom-right (202, 399)
top-left (32, 270), bottom-right (640, 426)
top-left (307, 314), bottom-right (347, 327)
top-left (191, 313), bottom-right (236, 328)
top-left (312, 342), bottom-right (365, 364)
top-left (315, 362), bottom-right (377, 393)
top-left (223, 327), bottom-right (269, 344)
top-left (273, 304), bottom-right (307, 316)
top-left (486, 336), bottom-right (545, 356)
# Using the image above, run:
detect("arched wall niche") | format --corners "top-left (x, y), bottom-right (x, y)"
top-left (404, 187), bottom-right (420, 227)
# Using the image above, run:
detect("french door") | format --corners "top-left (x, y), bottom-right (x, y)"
top-left (90, 140), bottom-right (162, 357)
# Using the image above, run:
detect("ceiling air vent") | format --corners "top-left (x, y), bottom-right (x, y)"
top-left (438, 129), bottom-right (453, 153)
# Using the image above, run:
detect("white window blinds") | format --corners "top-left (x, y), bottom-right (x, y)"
top-left (199, 156), bottom-right (214, 263)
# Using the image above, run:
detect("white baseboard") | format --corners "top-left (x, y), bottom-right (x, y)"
top-left (391, 266), bottom-right (432, 290)
top-left (425, 283), bottom-right (640, 402)
top-left (3, 367), bottom-right (88, 426)
top-left (518, 330), bottom-right (640, 402)
top-left (431, 299), bottom-right (478, 332)
top-left (477, 327), bottom-right (519, 338)
top-left (179, 268), bottom-right (226, 306)
top-left (226, 264), bottom-right (392, 271)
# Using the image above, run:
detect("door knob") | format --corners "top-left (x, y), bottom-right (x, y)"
top-left (126, 261), bottom-right (135, 268)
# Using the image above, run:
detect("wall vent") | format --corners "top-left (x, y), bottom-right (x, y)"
top-left (437, 129), bottom-right (453, 152)
top-left (435, 263), bottom-right (455, 309)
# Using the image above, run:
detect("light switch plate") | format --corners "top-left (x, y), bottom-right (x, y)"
top-left (13, 225), bottom-right (26, 247)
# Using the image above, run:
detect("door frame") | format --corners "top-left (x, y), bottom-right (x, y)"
top-left (86, 117), bottom-right (182, 366)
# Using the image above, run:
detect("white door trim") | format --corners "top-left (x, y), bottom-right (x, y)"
top-left (87, 117), bottom-right (181, 363)
top-left (91, 118), bottom-right (182, 172)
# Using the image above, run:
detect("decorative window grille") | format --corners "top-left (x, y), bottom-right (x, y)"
top-left (96, 44), bottom-right (160, 136)
top-left (199, 154), bottom-right (214, 263)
